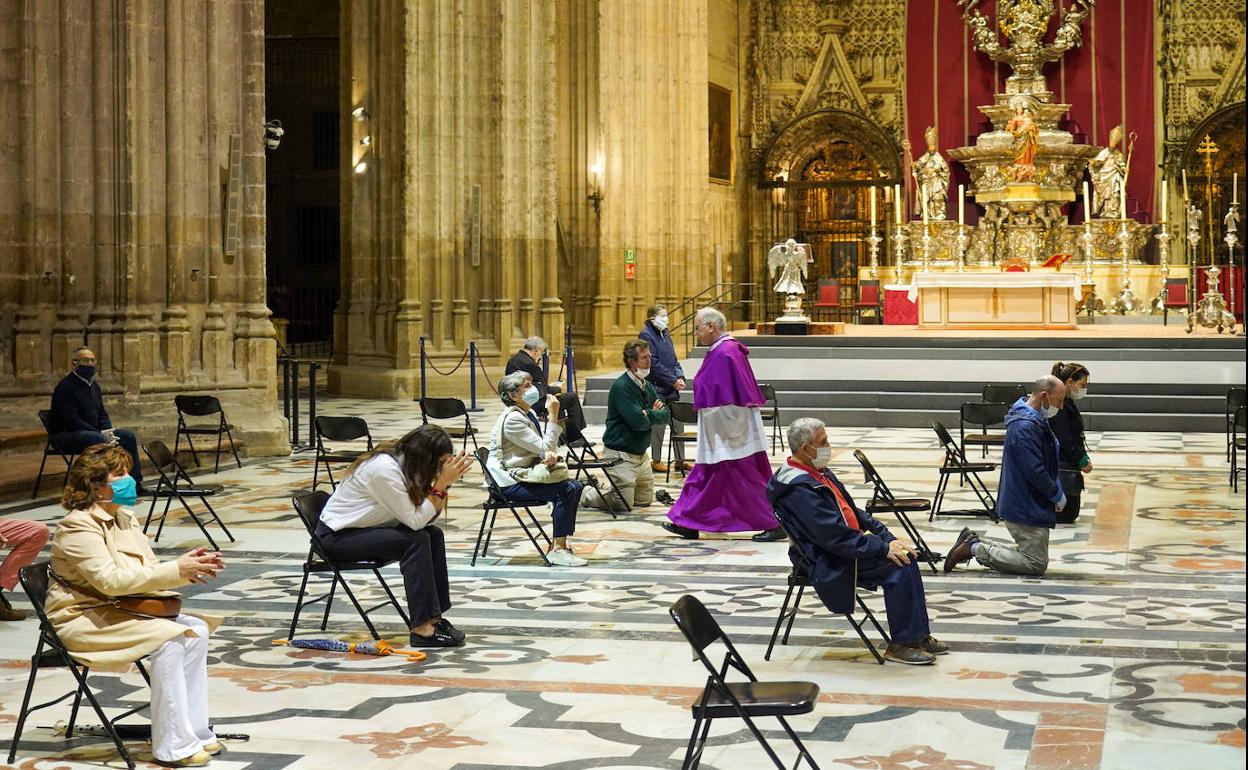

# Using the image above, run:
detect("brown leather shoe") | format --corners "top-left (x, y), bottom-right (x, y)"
top-left (942, 539), bottom-right (975, 573)
top-left (884, 643), bottom-right (936, 665)
top-left (678, 461), bottom-right (695, 472)
top-left (651, 461), bottom-right (669, 473)
top-left (921, 635), bottom-right (950, 655)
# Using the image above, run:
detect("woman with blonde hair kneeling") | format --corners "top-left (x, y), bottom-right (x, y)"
top-left (46, 444), bottom-right (226, 767)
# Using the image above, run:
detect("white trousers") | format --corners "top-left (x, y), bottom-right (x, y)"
top-left (148, 615), bottom-right (216, 762)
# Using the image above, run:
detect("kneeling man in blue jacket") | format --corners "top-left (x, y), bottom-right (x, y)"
top-left (944, 376), bottom-right (1066, 577)
top-left (768, 417), bottom-right (949, 666)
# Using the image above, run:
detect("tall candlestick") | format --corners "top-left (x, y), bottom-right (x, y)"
top-left (1083, 181), bottom-right (1091, 221)
top-left (1160, 179), bottom-right (1167, 224)
top-left (921, 188), bottom-right (929, 225)
top-left (958, 184), bottom-right (965, 226)
top-left (1234, 173), bottom-right (1239, 205)
top-left (1183, 169), bottom-right (1189, 201)
top-left (870, 186), bottom-right (876, 224)
top-left (894, 184), bottom-right (902, 224)
top-left (1120, 184), bottom-right (1127, 221)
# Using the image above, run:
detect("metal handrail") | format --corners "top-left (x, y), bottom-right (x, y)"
top-left (671, 282), bottom-right (756, 353)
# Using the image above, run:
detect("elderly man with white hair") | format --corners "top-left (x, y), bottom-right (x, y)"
top-left (662, 307), bottom-right (782, 541)
top-left (768, 417), bottom-right (947, 665)
top-left (944, 375), bottom-right (1066, 576)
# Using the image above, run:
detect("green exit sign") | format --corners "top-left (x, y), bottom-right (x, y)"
top-left (623, 249), bottom-right (636, 264)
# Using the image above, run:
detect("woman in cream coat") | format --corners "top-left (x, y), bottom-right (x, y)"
top-left (46, 444), bottom-right (227, 767)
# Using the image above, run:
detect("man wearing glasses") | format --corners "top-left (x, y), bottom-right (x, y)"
top-left (48, 347), bottom-right (146, 491)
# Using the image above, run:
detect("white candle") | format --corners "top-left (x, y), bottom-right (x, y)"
top-left (870, 186), bottom-right (876, 224)
top-left (921, 188), bottom-right (929, 225)
top-left (958, 184), bottom-right (965, 226)
top-left (1083, 181), bottom-right (1091, 221)
top-left (1183, 169), bottom-right (1189, 201)
top-left (1160, 179), bottom-right (1167, 224)
top-left (894, 184), bottom-right (902, 224)
top-left (1235, 173), bottom-right (1239, 205)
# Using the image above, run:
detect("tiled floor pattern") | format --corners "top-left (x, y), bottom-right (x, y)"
top-left (0, 395), bottom-right (1243, 769)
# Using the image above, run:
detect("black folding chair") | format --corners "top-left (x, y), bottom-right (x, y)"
top-left (287, 490), bottom-right (411, 640)
top-left (7, 562), bottom-right (152, 770)
top-left (471, 448), bottom-right (553, 566)
top-left (853, 449), bottom-right (939, 574)
top-left (930, 421), bottom-right (998, 523)
top-left (669, 594), bottom-right (822, 770)
top-left (173, 394), bottom-right (242, 472)
top-left (665, 400), bottom-right (699, 483)
top-left (419, 397), bottom-right (480, 452)
top-left (1230, 406), bottom-right (1246, 493)
top-left (757, 383), bottom-right (781, 454)
top-left (563, 396), bottom-right (627, 516)
top-left (32, 410), bottom-right (76, 499)
top-left (765, 509), bottom-right (888, 664)
top-left (1227, 388), bottom-right (1246, 462)
top-left (981, 383), bottom-right (1026, 405)
top-left (313, 416), bottom-right (374, 490)
top-left (960, 401), bottom-right (1009, 459)
top-left (141, 440), bottom-right (234, 551)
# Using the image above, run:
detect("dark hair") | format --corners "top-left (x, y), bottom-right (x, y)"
top-left (623, 339), bottom-right (649, 367)
top-left (1051, 361), bottom-right (1090, 384)
top-left (62, 444), bottom-right (132, 510)
top-left (646, 303), bottom-right (667, 319)
top-left (344, 425), bottom-right (454, 508)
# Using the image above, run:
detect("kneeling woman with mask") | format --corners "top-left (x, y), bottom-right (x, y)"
top-left (485, 372), bottom-right (588, 567)
top-left (1049, 362), bottom-right (1093, 524)
top-left (46, 444), bottom-right (226, 767)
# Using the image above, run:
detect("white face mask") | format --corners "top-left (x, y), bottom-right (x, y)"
top-left (1071, 386), bottom-right (1087, 400)
top-left (652, 314), bottom-right (669, 331)
top-left (1042, 401), bottom-right (1060, 418)
top-left (810, 445), bottom-right (832, 467)
top-left (635, 367), bottom-right (651, 379)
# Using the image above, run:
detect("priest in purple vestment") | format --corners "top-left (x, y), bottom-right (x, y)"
top-left (662, 307), bottom-right (785, 541)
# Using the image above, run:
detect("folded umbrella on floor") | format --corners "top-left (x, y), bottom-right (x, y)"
top-left (273, 637), bottom-right (428, 662)
top-left (51, 723), bottom-right (249, 742)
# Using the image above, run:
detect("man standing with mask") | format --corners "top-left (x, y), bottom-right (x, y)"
top-left (944, 375), bottom-right (1066, 576)
top-left (638, 304), bottom-right (689, 474)
top-left (49, 347), bottom-right (146, 491)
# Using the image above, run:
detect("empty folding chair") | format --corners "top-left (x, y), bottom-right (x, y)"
top-left (287, 490), bottom-right (411, 640)
top-left (31, 410), bottom-right (76, 499)
top-left (960, 401), bottom-right (1009, 459)
top-left (419, 397), bottom-right (480, 452)
top-left (562, 395), bottom-right (627, 515)
top-left (757, 383), bottom-right (782, 455)
top-left (142, 441), bottom-right (234, 551)
top-left (173, 395), bottom-right (242, 472)
top-left (471, 448), bottom-right (553, 566)
top-left (7, 562), bottom-right (152, 770)
top-left (981, 383), bottom-right (1026, 405)
top-left (313, 416), bottom-right (374, 490)
top-left (930, 421), bottom-right (998, 523)
top-left (1231, 406), bottom-right (1246, 493)
top-left (669, 594), bottom-right (822, 770)
top-left (1227, 388), bottom-right (1246, 461)
top-left (765, 510), bottom-right (888, 664)
top-left (853, 449), bottom-right (939, 573)
top-left (665, 400), bottom-right (700, 483)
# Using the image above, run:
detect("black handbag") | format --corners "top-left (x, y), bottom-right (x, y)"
top-left (1059, 467), bottom-right (1084, 496)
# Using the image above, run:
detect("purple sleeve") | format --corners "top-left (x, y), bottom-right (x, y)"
top-left (692, 339), bottom-right (765, 409)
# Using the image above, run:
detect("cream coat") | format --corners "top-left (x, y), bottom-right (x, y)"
top-left (45, 504), bottom-right (222, 671)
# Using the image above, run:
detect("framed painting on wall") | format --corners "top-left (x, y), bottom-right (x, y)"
top-left (708, 82), bottom-right (733, 184)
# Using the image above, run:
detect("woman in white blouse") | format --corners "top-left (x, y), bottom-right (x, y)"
top-left (318, 425), bottom-right (473, 647)
top-left (486, 372), bottom-right (588, 567)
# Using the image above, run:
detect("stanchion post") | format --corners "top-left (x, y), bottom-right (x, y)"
top-left (565, 324), bottom-right (576, 394)
top-left (467, 341), bottom-right (483, 412)
top-left (308, 362), bottom-right (321, 446)
top-left (419, 336), bottom-right (427, 402)
top-left (290, 359), bottom-right (301, 447)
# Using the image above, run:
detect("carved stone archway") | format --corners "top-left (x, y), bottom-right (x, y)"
top-left (759, 109), bottom-right (902, 185)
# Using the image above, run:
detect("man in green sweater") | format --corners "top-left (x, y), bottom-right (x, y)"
top-left (582, 339), bottom-right (671, 511)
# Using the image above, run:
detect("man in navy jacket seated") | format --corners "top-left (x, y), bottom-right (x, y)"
top-left (49, 346), bottom-right (145, 489)
top-left (767, 417), bottom-right (948, 665)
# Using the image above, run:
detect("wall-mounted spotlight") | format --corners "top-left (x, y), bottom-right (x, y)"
top-left (354, 160), bottom-right (368, 174)
top-left (264, 119), bottom-right (284, 150)
top-left (351, 106), bottom-right (370, 121)
top-left (360, 135), bottom-right (372, 147)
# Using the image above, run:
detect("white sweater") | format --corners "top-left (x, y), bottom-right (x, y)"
top-left (319, 453), bottom-right (438, 531)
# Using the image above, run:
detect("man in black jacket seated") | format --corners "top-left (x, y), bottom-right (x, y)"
top-left (766, 417), bottom-right (948, 665)
top-left (49, 347), bottom-right (145, 488)
top-left (505, 336), bottom-right (584, 427)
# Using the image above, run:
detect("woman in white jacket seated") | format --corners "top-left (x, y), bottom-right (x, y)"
top-left (486, 372), bottom-right (588, 567)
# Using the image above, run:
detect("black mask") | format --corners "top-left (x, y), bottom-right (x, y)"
top-left (74, 364), bottom-right (97, 380)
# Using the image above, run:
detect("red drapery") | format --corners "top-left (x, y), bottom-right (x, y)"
top-left (905, 0), bottom-right (1155, 224)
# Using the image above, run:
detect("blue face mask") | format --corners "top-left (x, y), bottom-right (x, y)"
top-left (522, 386), bottom-right (541, 406)
top-left (109, 475), bottom-right (138, 507)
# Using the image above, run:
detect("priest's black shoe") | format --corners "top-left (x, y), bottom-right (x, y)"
top-left (409, 628), bottom-right (462, 648)
top-left (751, 527), bottom-right (787, 542)
top-left (661, 521), bottom-right (699, 539)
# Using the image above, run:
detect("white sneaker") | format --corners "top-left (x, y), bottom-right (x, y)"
top-left (547, 547), bottom-right (588, 567)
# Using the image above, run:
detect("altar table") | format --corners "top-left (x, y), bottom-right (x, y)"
top-left (915, 272), bottom-right (1079, 329)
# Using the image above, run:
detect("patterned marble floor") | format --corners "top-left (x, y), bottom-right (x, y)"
top-left (0, 394), bottom-right (1243, 770)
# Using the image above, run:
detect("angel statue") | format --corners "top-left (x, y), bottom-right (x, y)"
top-left (768, 238), bottom-right (810, 321)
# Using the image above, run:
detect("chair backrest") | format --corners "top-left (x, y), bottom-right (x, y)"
top-left (858, 280), bottom-right (881, 306)
top-left (770, 506), bottom-right (815, 577)
top-left (420, 397), bottom-right (469, 422)
top-left (315, 416), bottom-right (372, 444)
top-left (562, 392), bottom-right (590, 441)
top-left (1164, 277), bottom-right (1188, 306)
top-left (981, 384), bottom-right (1026, 404)
top-left (19, 560), bottom-right (52, 610)
top-left (669, 594), bottom-right (727, 655)
top-left (931, 421), bottom-right (958, 452)
top-left (473, 446), bottom-right (506, 498)
top-left (291, 489), bottom-right (330, 535)
top-left (175, 395), bottom-right (224, 418)
top-left (815, 278), bottom-right (840, 305)
top-left (669, 400), bottom-right (697, 425)
top-left (961, 401), bottom-right (1009, 429)
top-left (1228, 388), bottom-right (1247, 411)
top-left (853, 448), bottom-right (895, 504)
top-left (1236, 405), bottom-right (1247, 432)
top-left (143, 440), bottom-right (192, 488)
top-left (757, 383), bottom-right (777, 404)
top-left (37, 409), bottom-right (55, 435)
